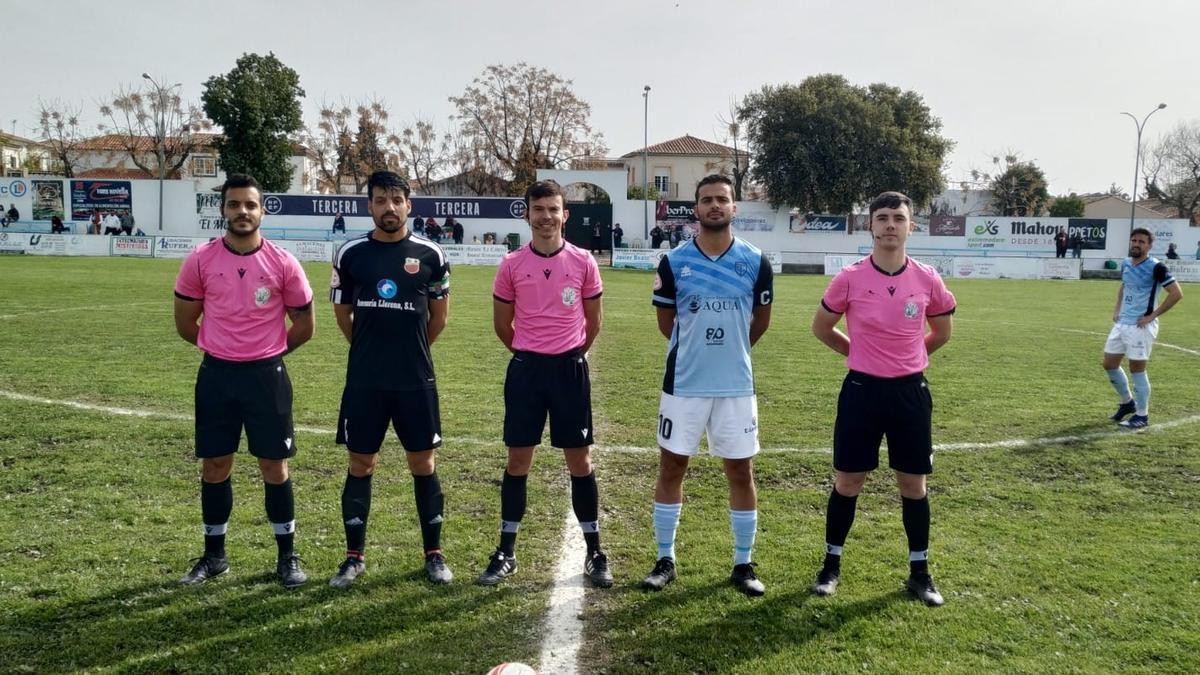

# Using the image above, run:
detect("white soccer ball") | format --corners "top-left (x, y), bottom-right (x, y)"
top-left (486, 663), bottom-right (537, 675)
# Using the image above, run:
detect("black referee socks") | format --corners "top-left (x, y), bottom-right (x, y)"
top-left (824, 488), bottom-right (859, 572)
top-left (902, 495), bottom-right (931, 574)
top-left (499, 472), bottom-right (528, 555)
top-left (264, 479), bottom-right (296, 558)
top-left (200, 478), bottom-right (233, 558)
top-left (570, 472), bottom-right (601, 554)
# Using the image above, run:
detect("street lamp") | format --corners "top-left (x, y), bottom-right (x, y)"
top-left (143, 73), bottom-right (181, 231)
top-left (643, 85), bottom-right (651, 240)
top-left (1120, 102), bottom-right (1167, 231)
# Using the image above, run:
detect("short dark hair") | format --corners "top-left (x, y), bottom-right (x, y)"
top-left (525, 180), bottom-right (565, 209)
top-left (1130, 227), bottom-right (1154, 243)
top-left (220, 174), bottom-right (261, 209)
top-left (868, 191), bottom-right (914, 219)
top-left (695, 174), bottom-right (734, 201)
top-left (367, 170), bottom-right (411, 200)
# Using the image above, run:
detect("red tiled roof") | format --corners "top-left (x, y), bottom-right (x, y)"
top-left (76, 133), bottom-right (221, 153)
top-left (621, 134), bottom-right (745, 158)
top-left (75, 167), bottom-right (158, 179)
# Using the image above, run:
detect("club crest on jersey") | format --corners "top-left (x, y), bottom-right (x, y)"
top-left (735, 261), bottom-right (749, 277)
top-left (404, 257), bottom-right (420, 275)
top-left (561, 287), bottom-right (577, 306)
top-left (652, 273), bottom-right (663, 291)
top-left (254, 287), bottom-right (271, 306)
top-left (904, 301), bottom-right (919, 319)
top-left (330, 268), bottom-right (340, 287)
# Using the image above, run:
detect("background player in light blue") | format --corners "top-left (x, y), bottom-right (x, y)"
top-left (1103, 227), bottom-right (1182, 429)
top-left (642, 174), bottom-right (773, 596)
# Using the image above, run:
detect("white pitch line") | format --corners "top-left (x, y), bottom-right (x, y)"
top-left (3, 389), bottom-right (1198, 453)
top-left (538, 511), bottom-right (587, 675)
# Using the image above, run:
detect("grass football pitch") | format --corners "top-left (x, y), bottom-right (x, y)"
top-left (0, 256), bottom-right (1197, 673)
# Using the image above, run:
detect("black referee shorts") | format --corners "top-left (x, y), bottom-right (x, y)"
top-left (194, 354), bottom-right (296, 460)
top-left (503, 349), bottom-right (594, 449)
top-left (336, 386), bottom-right (442, 454)
top-left (833, 370), bottom-right (934, 475)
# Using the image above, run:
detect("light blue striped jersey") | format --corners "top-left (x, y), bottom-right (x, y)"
top-left (652, 238), bottom-right (773, 396)
top-left (1118, 256), bottom-right (1176, 325)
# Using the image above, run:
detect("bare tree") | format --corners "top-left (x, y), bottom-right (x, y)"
top-left (97, 82), bottom-right (211, 179)
top-left (449, 62), bottom-right (606, 194)
top-left (1143, 121), bottom-right (1200, 222)
top-left (300, 101), bottom-right (356, 194)
top-left (445, 123), bottom-right (509, 196)
top-left (718, 99), bottom-right (750, 200)
top-left (391, 117), bottom-right (449, 194)
top-left (36, 99), bottom-right (86, 177)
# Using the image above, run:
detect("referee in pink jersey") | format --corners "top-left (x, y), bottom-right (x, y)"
top-left (810, 191), bottom-right (956, 606)
top-left (173, 174), bottom-right (315, 589)
top-left (476, 180), bottom-right (612, 588)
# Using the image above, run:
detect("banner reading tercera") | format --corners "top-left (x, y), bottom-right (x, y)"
top-left (70, 180), bottom-right (132, 220)
top-left (259, 194), bottom-right (527, 220)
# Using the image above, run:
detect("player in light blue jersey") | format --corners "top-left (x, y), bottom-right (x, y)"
top-left (1103, 227), bottom-right (1183, 429)
top-left (641, 174), bottom-right (773, 596)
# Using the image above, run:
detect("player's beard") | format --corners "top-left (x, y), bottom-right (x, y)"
top-left (226, 217), bottom-right (259, 238)
top-left (376, 216), bottom-right (402, 233)
top-left (699, 211), bottom-right (731, 231)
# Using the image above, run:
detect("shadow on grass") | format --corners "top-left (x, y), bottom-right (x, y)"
top-left (595, 581), bottom-right (909, 672)
top-left (0, 567), bottom-right (528, 672)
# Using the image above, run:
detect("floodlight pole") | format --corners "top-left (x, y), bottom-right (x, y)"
top-left (643, 85), bottom-right (651, 240)
top-left (143, 73), bottom-right (180, 231)
top-left (1120, 103), bottom-right (1166, 232)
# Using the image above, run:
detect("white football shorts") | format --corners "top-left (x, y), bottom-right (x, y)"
top-left (657, 392), bottom-right (759, 459)
top-left (1104, 320), bottom-right (1158, 361)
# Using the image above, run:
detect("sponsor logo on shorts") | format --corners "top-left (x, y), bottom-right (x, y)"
top-left (254, 286), bottom-right (271, 306)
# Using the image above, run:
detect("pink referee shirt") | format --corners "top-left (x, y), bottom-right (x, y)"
top-left (821, 256), bottom-right (956, 378)
top-left (493, 242), bottom-right (602, 354)
top-left (175, 238), bottom-right (314, 361)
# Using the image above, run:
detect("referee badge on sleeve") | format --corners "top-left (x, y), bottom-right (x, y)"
top-left (330, 268), bottom-right (340, 287)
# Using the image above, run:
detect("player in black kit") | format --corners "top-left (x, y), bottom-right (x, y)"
top-left (328, 171), bottom-right (453, 587)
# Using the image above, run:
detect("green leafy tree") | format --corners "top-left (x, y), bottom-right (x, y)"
top-left (738, 74), bottom-right (951, 212)
top-left (202, 52), bottom-right (304, 192)
top-left (990, 159), bottom-right (1050, 216)
top-left (1049, 193), bottom-right (1086, 217)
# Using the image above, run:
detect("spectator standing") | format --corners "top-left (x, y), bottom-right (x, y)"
top-left (650, 224), bottom-right (664, 249)
top-left (1166, 243), bottom-right (1180, 260)
top-left (1069, 231), bottom-right (1083, 259)
top-left (1054, 228), bottom-right (1068, 258)
top-left (612, 223), bottom-right (623, 249)
top-left (50, 215), bottom-right (66, 233)
top-left (332, 212), bottom-right (346, 234)
top-left (7, 203), bottom-right (20, 226)
top-left (449, 217), bottom-right (464, 245)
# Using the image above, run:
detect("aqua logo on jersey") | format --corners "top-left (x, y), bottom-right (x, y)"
top-left (377, 278), bottom-right (398, 299)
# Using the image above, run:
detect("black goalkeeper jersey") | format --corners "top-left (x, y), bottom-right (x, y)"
top-left (331, 232), bottom-right (451, 390)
